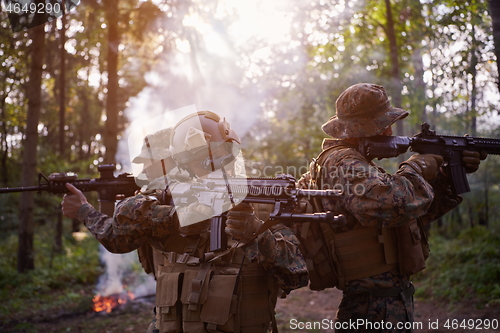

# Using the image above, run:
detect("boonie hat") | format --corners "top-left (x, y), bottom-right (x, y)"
top-left (321, 83), bottom-right (409, 138)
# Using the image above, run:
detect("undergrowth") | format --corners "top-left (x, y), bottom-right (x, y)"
top-left (0, 225), bottom-right (102, 324)
top-left (414, 226), bottom-right (500, 308)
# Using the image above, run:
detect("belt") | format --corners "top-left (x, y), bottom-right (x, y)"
top-left (347, 282), bottom-right (415, 302)
top-left (370, 283), bottom-right (415, 301)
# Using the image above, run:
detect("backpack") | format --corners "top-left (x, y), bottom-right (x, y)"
top-left (294, 146), bottom-right (342, 291)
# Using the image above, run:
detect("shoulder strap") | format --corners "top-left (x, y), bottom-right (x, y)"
top-left (308, 145), bottom-right (338, 212)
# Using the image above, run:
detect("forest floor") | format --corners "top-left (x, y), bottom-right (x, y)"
top-left (2, 283), bottom-right (499, 333)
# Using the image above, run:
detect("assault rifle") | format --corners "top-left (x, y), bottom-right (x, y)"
top-left (1, 165), bottom-right (346, 251)
top-left (358, 122), bottom-right (500, 195)
top-left (0, 164), bottom-right (139, 215)
top-left (167, 173), bottom-right (346, 251)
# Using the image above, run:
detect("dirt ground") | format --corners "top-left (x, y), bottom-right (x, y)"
top-left (3, 285), bottom-right (499, 333)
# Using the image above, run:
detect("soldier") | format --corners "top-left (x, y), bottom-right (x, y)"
top-left (61, 111), bottom-right (308, 333)
top-left (296, 83), bottom-right (485, 332)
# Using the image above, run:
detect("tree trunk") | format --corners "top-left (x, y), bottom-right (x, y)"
top-left (18, 23), bottom-right (45, 273)
top-left (54, 207), bottom-right (63, 253)
top-left (413, 47), bottom-right (427, 129)
top-left (55, 4), bottom-right (67, 254)
top-left (482, 170), bottom-right (489, 227)
top-left (59, 3), bottom-right (67, 156)
top-left (488, 0), bottom-right (500, 105)
top-left (0, 90), bottom-right (8, 185)
top-left (469, 24), bottom-right (478, 136)
top-left (384, 0), bottom-right (404, 136)
top-left (104, 0), bottom-right (120, 165)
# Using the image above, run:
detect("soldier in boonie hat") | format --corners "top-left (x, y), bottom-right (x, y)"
top-left (321, 83), bottom-right (408, 138)
top-left (297, 83), bottom-right (485, 330)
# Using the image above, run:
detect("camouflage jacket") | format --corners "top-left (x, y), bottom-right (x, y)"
top-left (76, 193), bottom-right (308, 293)
top-left (305, 139), bottom-right (462, 230)
top-left (300, 139), bottom-right (462, 292)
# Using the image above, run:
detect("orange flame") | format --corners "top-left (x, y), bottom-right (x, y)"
top-left (92, 291), bottom-right (135, 313)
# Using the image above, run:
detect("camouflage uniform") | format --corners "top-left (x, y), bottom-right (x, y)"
top-left (76, 193), bottom-right (308, 332)
top-left (297, 83), bottom-right (462, 332)
top-left (305, 139), bottom-right (461, 332)
top-left (66, 111), bottom-right (308, 332)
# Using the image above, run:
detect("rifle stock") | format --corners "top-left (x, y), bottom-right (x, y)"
top-left (358, 123), bottom-right (500, 194)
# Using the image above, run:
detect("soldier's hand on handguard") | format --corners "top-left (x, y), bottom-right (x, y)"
top-left (62, 183), bottom-right (89, 219)
top-left (400, 154), bottom-right (444, 181)
top-left (462, 150), bottom-right (487, 173)
top-left (225, 202), bottom-right (262, 243)
top-left (177, 202), bottom-right (213, 236)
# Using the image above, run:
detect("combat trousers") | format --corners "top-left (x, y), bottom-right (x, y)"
top-left (335, 283), bottom-right (415, 333)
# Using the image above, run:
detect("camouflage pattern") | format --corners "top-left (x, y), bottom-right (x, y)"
top-left (301, 138), bottom-right (462, 329)
top-left (77, 194), bottom-right (175, 253)
top-left (321, 83), bottom-right (408, 139)
top-left (336, 271), bottom-right (413, 333)
top-left (241, 224), bottom-right (309, 293)
top-left (76, 192), bottom-right (308, 294)
top-left (313, 139), bottom-right (440, 231)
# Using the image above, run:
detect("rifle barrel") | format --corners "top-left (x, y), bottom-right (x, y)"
top-left (0, 185), bottom-right (44, 194)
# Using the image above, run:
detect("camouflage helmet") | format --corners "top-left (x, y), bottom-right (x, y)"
top-left (132, 127), bottom-right (173, 164)
top-left (169, 111), bottom-right (241, 167)
top-left (322, 83), bottom-right (409, 138)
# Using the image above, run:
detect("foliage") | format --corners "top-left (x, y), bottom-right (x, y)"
top-left (0, 226), bottom-right (101, 323)
top-left (244, 0), bottom-right (498, 162)
top-left (414, 226), bottom-right (500, 306)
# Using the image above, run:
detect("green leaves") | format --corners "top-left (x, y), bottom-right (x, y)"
top-left (415, 226), bottom-right (500, 305)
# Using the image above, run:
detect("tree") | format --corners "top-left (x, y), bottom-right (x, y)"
top-left (18, 22), bottom-right (46, 273)
top-left (103, 0), bottom-right (119, 165)
top-left (488, 0), bottom-right (500, 100)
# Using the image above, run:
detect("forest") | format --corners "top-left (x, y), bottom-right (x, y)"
top-left (1, 0), bottom-right (500, 332)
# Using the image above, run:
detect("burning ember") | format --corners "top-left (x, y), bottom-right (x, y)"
top-left (92, 291), bottom-right (135, 313)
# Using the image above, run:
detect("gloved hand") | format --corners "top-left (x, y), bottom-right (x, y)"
top-left (225, 203), bottom-right (262, 243)
top-left (462, 150), bottom-right (487, 173)
top-left (400, 154), bottom-right (444, 181)
top-left (177, 202), bottom-right (213, 235)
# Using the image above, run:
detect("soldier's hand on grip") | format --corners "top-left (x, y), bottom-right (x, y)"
top-left (62, 183), bottom-right (88, 219)
top-left (225, 202), bottom-right (261, 243)
top-left (462, 150), bottom-right (487, 173)
top-left (400, 154), bottom-right (444, 181)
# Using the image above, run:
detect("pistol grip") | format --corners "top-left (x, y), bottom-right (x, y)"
top-left (448, 164), bottom-right (470, 194)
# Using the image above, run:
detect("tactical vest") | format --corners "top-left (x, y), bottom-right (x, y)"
top-left (155, 229), bottom-right (280, 333)
top-left (297, 144), bottom-right (429, 291)
top-left (138, 201), bottom-right (280, 333)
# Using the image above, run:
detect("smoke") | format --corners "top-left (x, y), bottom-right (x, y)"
top-left (107, 0), bottom-right (299, 300)
top-left (95, 244), bottom-right (156, 298)
top-left (116, 0), bottom-right (300, 172)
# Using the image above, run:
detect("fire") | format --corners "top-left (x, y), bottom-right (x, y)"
top-left (92, 291), bottom-right (135, 313)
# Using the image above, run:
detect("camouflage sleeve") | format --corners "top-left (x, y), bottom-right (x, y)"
top-left (322, 149), bottom-right (435, 228)
top-left (240, 224), bottom-right (309, 293)
top-left (76, 194), bottom-right (174, 253)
